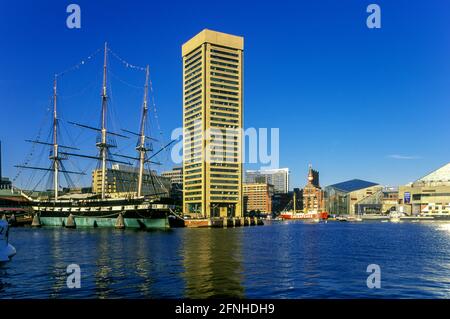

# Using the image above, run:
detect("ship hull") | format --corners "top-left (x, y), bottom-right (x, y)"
top-left (39, 213), bottom-right (169, 229)
top-left (32, 198), bottom-right (173, 229)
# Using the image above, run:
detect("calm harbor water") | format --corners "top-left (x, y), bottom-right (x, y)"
top-left (1, 221), bottom-right (450, 299)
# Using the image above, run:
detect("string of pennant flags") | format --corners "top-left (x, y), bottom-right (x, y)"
top-left (55, 45), bottom-right (147, 79)
top-left (108, 48), bottom-right (147, 72)
top-left (56, 47), bottom-right (102, 78)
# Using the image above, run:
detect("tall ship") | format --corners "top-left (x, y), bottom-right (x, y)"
top-left (15, 43), bottom-right (182, 229)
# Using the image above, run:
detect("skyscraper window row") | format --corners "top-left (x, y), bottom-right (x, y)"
top-left (185, 111), bottom-right (202, 123)
top-left (184, 88), bottom-right (202, 101)
top-left (185, 94), bottom-right (202, 106)
top-left (184, 138), bottom-right (202, 147)
top-left (210, 179), bottom-right (239, 184)
top-left (210, 151), bottom-right (239, 157)
top-left (209, 145), bottom-right (239, 153)
top-left (210, 77), bottom-right (239, 85)
top-left (185, 106), bottom-right (202, 117)
top-left (184, 120), bottom-right (202, 130)
top-left (211, 99), bottom-right (239, 107)
top-left (210, 168), bottom-right (238, 173)
top-left (184, 57), bottom-right (202, 70)
top-left (184, 152), bottom-right (202, 161)
top-left (185, 55), bottom-right (202, 69)
top-left (185, 179), bottom-right (202, 186)
top-left (185, 191), bottom-right (202, 196)
top-left (185, 101), bottom-right (202, 112)
top-left (210, 94), bottom-right (239, 102)
top-left (185, 197), bottom-right (202, 201)
top-left (210, 48), bottom-right (239, 57)
top-left (185, 147), bottom-right (202, 156)
top-left (210, 116), bottom-right (239, 123)
top-left (211, 183), bottom-right (239, 188)
top-left (210, 60), bottom-right (238, 69)
top-left (210, 71), bottom-right (239, 80)
top-left (185, 174), bottom-right (202, 180)
top-left (185, 78), bottom-right (202, 90)
top-left (210, 54), bottom-right (239, 63)
top-left (185, 87), bottom-right (202, 99)
top-left (211, 105), bottom-right (239, 113)
top-left (210, 66), bottom-right (239, 74)
top-left (184, 118), bottom-right (203, 128)
top-left (210, 173), bottom-right (239, 178)
top-left (185, 69), bottom-right (202, 80)
top-left (210, 89), bottom-right (239, 96)
top-left (210, 111), bottom-right (239, 118)
top-left (185, 162), bottom-right (202, 169)
top-left (184, 62), bottom-right (202, 74)
top-left (210, 196), bottom-right (238, 201)
top-left (185, 48), bottom-right (202, 64)
top-left (211, 191), bottom-right (239, 195)
top-left (210, 123), bottom-right (239, 129)
top-left (211, 162), bottom-right (239, 168)
top-left (185, 72), bottom-right (202, 85)
top-left (184, 148), bottom-right (202, 157)
top-left (210, 83), bottom-right (239, 91)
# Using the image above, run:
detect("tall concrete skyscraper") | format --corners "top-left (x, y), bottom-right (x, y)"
top-left (182, 29), bottom-right (243, 218)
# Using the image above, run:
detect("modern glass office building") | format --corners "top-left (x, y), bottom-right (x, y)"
top-left (245, 168), bottom-right (290, 194)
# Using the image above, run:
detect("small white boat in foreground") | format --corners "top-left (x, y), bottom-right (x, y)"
top-left (389, 211), bottom-right (403, 223)
top-left (0, 220), bottom-right (16, 262)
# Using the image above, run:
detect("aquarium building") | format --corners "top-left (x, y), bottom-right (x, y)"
top-left (398, 162), bottom-right (450, 216)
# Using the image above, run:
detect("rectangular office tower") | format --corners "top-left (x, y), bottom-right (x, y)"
top-left (182, 29), bottom-right (244, 218)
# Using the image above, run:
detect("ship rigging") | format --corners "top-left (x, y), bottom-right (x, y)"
top-left (13, 42), bottom-right (179, 229)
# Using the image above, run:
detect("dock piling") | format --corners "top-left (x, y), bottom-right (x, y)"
top-left (31, 213), bottom-right (41, 227)
top-left (65, 214), bottom-right (76, 228)
top-left (115, 213), bottom-right (125, 229)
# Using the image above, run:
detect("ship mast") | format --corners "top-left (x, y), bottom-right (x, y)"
top-left (99, 42), bottom-right (108, 200)
top-left (52, 75), bottom-right (59, 201)
top-left (293, 191), bottom-right (296, 213)
top-left (137, 65), bottom-right (150, 197)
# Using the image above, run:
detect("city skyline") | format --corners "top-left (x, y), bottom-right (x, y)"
top-left (1, 0), bottom-right (450, 189)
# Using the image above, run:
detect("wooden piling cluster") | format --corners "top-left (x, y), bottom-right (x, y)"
top-left (183, 217), bottom-right (264, 228)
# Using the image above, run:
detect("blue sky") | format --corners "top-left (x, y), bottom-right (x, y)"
top-left (1, 0), bottom-right (450, 190)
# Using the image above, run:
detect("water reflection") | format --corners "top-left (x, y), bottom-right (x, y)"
top-left (134, 233), bottom-right (151, 297)
top-left (181, 228), bottom-right (244, 298)
top-left (49, 229), bottom-right (66, 298)
top-left (95, 230), bottom-right (114, 298)
top-left (3, 222), bottom-right (450, 298)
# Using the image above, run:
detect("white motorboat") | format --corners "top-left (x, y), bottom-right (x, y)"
top-left (389, 211), bottom-right (403, 223)
top-left (0, 220), bottom-right (16, 262)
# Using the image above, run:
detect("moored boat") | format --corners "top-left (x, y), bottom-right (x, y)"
top-left (280, 210), bottom-right (328, 221)
top-left (0, 220), bottom-right (16, 262)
